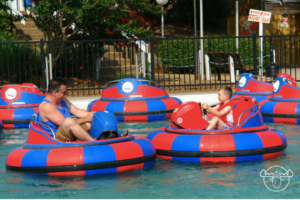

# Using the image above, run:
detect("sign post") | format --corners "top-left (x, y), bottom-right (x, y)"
top-left (248, 9), bottom-right (272, 76)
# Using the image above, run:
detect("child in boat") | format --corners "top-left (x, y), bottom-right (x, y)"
top-left (202, 87), bottom-right (234, 130)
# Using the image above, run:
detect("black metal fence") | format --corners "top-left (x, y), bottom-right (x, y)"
top-left (0, 34), bottom-right (299, 95)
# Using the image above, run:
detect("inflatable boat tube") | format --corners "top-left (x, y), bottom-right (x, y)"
top-left (0, 83), bottom-right (45, 128)
top-left (6, 112), bottom-right (156, 176)
top-left (147, 97), bottom-right (287, 162)
top-left (87, 78), bottom-right (182, 121)
top-left (260, 76), bottom-right (300, 123)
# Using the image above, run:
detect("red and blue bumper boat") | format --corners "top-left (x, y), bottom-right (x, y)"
top-left (147, 97), bottom-right (287, 162)
top-left (6, 111), bottom-right (156, 176)
top-left (232, 73), bottom-right (273, 102)
top-left (260, 76), bottom-right (300, 123)
top-left (87, 78), bottom-right (182, 121)
top-left (0, 83), bottom-right (45, 128)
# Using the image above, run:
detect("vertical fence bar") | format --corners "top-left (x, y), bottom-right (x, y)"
top-left (253, 33), bottom-right (257, 76)
top-left (40, 39), bottom-right (46, 89)
top-left (150, 36), bottom-right (155, 81)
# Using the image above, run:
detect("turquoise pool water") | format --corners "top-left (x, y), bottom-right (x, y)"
top-left (0, 121), bottom-right (299, 199)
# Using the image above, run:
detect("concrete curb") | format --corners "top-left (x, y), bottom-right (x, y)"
top-left (68, 92), bottom-right (219, 110)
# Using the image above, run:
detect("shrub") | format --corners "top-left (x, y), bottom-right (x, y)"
top-left (157, 36), bottom-right (271, 73)
top-left (0, 36), bottom-right (42, 84)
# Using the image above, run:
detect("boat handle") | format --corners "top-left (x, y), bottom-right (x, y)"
top-left (30, 114), bottom-right (56, 140)
top-left (237, 104), bottom-right (259, 126)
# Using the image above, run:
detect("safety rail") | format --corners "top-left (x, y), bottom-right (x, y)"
top-left (30, 114), bottom-right (56, 140)
top-left (251, 75), bottom-right (275, 82)
top-left (237, 99), bottom-right (258, 126)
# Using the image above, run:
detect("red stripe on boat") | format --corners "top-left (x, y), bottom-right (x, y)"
top-left (255, 131), bottom-right (283, 148)
top-left (47, 147), bottom-right (84, 166)
top-left (4, 124), bottom-right (14, 129)
top-left (151, 132), bottom-right (178, 151)
top-left (0, 109), bottom-right (14, 121)
top-left (131, 85), bottom-right (168, 98)
top-left (157, 155), bottom-right (172, 160)
top-left (273, 118), bottom-right (297, 123)
top-left (27, 125), bottom-right (56, 145)
top-left (200, 157), bottom-right (236, 163)
top-left (6, 149), bottom-right (30, 167)
top-left (124, 101), bottom-right (148, 121)
top-left (200, 135), bottom-right (236, 151)
top-left (117, 163), bottom-right (144, 173)
top-left (273, 102), bottom-right (297, 114)
top-left (263, 151), bottom-right (282, 160)
top-left (102, 86), bottom-right (126, 99)
top-left (160, 98), bottom-right (180, 118)
top-left (48, 171), bottom-right (86, 176)
top-left (112, 141), bottom-right (144, 160)
top-left (91, 101), bottom-right (110, 112)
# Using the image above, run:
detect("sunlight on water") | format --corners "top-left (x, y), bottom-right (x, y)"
top-left (0, 121), bottom-right (299, 198)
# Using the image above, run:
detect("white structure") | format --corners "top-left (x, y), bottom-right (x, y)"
top-left (156, 0), bottom-right (169, 38)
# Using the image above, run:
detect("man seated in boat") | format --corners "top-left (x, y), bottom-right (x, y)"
top-left (38, 78), bottom-right (96, 142)
top-left (201, 87), bottom-right (234, 130)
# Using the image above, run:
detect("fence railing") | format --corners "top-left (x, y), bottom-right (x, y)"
top-left (0, 34), bottom-right (299, 95)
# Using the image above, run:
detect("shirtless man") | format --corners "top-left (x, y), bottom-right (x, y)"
top-left (38, 78), bottom-right (95, 141)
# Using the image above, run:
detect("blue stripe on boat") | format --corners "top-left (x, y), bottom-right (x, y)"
top-left (236, 154), bottom-right (263, 162)
top-left (21, 149), bottom-right (50, 167)
top-left (85, 167), bottom-right (117, 176)
top-left (106, 102), bottom-right (125, 112)
top-left (132, 138), bottom-right (155, 156)
top-left (232, 133), bottom-right (263, 150)
top-left (146, 130), bottom-right (165, 141)
top-left (83, 145), bottom-right (116, 164)
top-left (171, 135), bottom-right (201, 151)
top-left (173, 157), bottom-right (200, 162)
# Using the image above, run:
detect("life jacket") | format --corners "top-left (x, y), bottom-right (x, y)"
top-left (217, 101), bottom-right (235, 127)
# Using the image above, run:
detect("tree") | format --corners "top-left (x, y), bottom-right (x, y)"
top-left (0, 0), bottom-right (24, 40)
top-left (29, 0), bottom-right (175, 41)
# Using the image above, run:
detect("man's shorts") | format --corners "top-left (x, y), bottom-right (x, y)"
top-left (56, 124), bottom-right (90, 142)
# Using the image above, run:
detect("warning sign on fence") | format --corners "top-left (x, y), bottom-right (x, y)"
top-left (248, 9), bottom-right (271, 24)
top-left (280, 18), bottom-right (288, 27)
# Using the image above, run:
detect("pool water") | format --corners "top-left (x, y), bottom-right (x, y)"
top-left (0, 121), bottom-right (299, 199)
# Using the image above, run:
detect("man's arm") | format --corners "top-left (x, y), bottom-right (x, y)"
top-left (63, 97), bottom-right (94, 124)
top-left (40, 103), bottom-right (66, 126)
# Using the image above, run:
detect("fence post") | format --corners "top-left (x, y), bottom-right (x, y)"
top-left (253, 33), bottom-right (257, 75)
top-left (150, 36), bottom-right (155, 81)
top-left (40, 38), bottom-right (46, 89)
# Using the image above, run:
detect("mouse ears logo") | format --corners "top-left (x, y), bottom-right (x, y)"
top-left (260, 165), bottom-right (293, 192)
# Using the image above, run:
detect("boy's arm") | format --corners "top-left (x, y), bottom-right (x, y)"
top-left (206, 106), bottom-right (231, 117)
top-left (207, 105), bottom-right (219, 113)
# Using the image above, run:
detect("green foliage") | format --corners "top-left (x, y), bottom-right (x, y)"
top-left (0, 0), bottom-right (25, 38)
top-left (157, 36), bottom-right (271, 73)
top-left (0, 36), bottom-right (42, 84)
top-left (157, 39), bottom-right (195, 70)
top-left (30, 0), bottom-right (175, 41)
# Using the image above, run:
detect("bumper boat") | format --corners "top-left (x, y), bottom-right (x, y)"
top-left (232, 73), bottom-right (294, 103)
top-left (6, 111), bottom-right (156, 176)
top-left (0, 83), bottom-right (46, 128)
top-left (260, 76), bottom-right (300, 123)
top-left (232, 73), bottom-right (273, 102)
top-left (87, 78), bottom-right (182, 121)
top-left (147, 97), bottom-right (287, 162)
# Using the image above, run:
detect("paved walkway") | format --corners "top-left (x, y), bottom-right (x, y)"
top-left (68, 91), bottom-right (219, 110)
